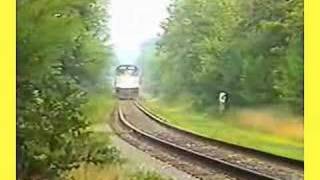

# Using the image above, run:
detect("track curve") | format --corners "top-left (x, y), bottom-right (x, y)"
top-left (115, 101), bottom-right (304, 179)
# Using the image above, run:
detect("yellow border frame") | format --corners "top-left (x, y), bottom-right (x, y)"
top-left (0, 0), bottom-right (319, 179)
top-left (0, 0), bottom-right (16, 178)
top-left (0, 0), bottom-right (16, 179)
top-left (305, 0), bottom-right (320, 179)
top-left (0, 0), bottom-right (16, 180)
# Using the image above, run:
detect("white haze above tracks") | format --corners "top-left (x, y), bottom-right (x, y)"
top-left (110, 0), bottom-right (170, 64)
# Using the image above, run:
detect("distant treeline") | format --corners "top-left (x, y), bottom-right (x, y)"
top-left (138, 0), bottom-right (303, 114)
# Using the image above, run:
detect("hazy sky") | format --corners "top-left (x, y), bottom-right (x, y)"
top-left (110, 0), bottom-right (170, 64)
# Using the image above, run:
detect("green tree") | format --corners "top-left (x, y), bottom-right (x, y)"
top-left (140, 0), bottom-right (303, 113)
top-left (17, 0), bottom-right (120, 179)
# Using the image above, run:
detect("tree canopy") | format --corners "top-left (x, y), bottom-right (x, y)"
top-left (139, 0), bottom-right (303, 114)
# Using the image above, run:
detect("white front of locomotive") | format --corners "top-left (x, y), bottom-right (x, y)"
top-left (115, 74), bottom-right (140, 89)
top-left (114, 65), bottom-right (140, 99)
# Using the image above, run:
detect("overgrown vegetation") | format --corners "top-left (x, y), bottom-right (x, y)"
top-left (129, 170), bottom-right (172, 180)
top-left (139, 0), bottom-right (303, 114)
top-left (68, 164), bottom-right (171, 180)
top-left (16, 0), bottom-right (122, 179)
top-left (83, 89), bottom-right (116, 124)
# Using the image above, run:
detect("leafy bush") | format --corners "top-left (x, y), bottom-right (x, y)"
top-left (17, 0), bottom-right (119, 179)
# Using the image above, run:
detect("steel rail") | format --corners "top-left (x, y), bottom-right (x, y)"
top-left (118, 105), bottom-right (279, 180)
top-left (134, 101), bottom-right (304, 169)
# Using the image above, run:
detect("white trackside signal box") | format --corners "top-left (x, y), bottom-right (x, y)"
top-left (218, 91), bottom-right (229, 113)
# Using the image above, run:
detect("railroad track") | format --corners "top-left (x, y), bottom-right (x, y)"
top-left (134, 101), bottom-right (304, 168)
top-left (114, 101), bottom-right (303, 180)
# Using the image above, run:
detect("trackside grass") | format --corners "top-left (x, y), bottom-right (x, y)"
top-left (67, 91), bottom-right (171, 180)
top-left (143, 99), bottom-right (304, 161)
top-left (68, 163), bottom-right (171, 180)
top-left (82, 90), bottom-right (116, 124)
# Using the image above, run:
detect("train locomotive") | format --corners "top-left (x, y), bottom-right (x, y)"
top-left (114, 65), bottom-right (140, 99)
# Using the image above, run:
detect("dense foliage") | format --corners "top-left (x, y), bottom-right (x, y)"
top-left (139, 0), bottom-right (303, 114)
top-left (17, 0), bottom-right (120, 179)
